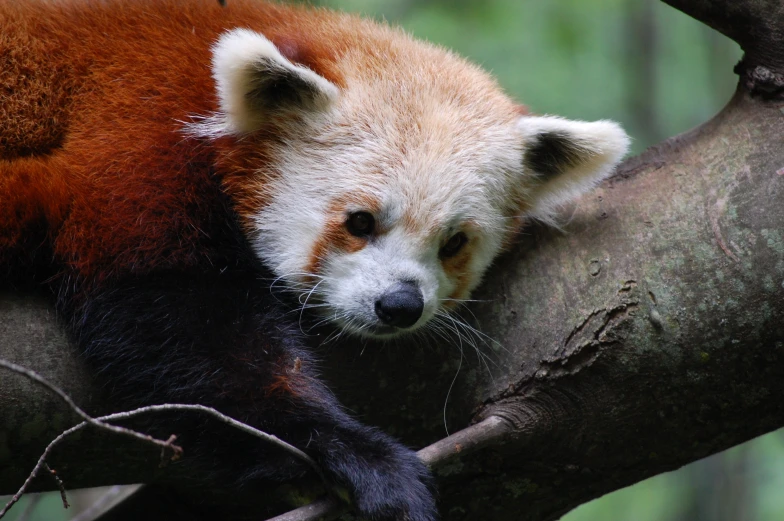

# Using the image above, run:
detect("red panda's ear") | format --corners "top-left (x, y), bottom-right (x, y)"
top-left (518, 116), bottom-right (630, 222)
top-left (206, 28), bottom-right (339, 136)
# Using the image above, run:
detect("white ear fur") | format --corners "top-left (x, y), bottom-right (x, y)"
top-left (209, 28), bottom-right (339, 135)
top-left (518, 116), bottom-right (630, 222)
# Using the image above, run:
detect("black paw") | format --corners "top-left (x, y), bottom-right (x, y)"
top-left (350, 445), bottom-right (437, 521)
top-left (317, 424), bottom-right (438, 521)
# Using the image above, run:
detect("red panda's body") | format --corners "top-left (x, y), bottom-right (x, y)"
top-left (2, 4), bottom-right (444, 519)
top-left (2, 0), bottom-right (345, 282)
top-left (1, 1), bottom-right (630, 519)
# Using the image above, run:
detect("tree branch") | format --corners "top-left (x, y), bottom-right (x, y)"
top-left (2, 1), bottom-right (784, 520)
top-left (0, 356), bottom-right (512, 521)
top-left (266, 416), bottom-right (513, 521)
top-left (0, 360), bottom-right (324, 519)
top-left (0, 360), bottom-right (185, 462)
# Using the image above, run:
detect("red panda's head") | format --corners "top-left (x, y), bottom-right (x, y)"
top-left (189, 24), bottom-right (630, 339)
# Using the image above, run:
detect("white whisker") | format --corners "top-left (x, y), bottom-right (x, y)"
top-left (442, 320), bottom-right (464, 437)
top-left (298, 279), bottom-right (326, 336)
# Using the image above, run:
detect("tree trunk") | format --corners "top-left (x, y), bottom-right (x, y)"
top-left (2, 1), bottom-right (783, 520)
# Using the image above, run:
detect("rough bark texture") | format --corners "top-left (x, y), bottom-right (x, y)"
top-left (2, 1), bottom-right (784, 520)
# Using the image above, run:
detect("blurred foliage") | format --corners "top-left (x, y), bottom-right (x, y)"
top-left (4, 1), bottom-right (775, 521)
top-left (566, 432), bottom-right (784, 521)
top-left (315, 0), bottom-right (741, 153)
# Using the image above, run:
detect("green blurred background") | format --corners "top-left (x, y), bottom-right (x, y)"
top-left (320, 0), bottom-right (741, 153)
top-left (7, 0), bottom-right (782, 520)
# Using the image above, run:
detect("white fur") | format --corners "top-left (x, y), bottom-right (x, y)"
top-left (517, 116), bottom-right (631, 222)
top-left (190, 27), bottom-right (630, 339)
top-left (251, 91), bottom-right (522, 337)
top-left (191, 28), bottom-right (339, 137)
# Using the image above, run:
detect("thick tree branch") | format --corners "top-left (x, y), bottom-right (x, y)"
top-left (2, 1), bottom-right (784, 520)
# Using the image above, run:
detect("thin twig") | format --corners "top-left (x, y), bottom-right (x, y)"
top-left (44, 464), bottom-right (70, 509)
top-left (0, 359), bottom-right (324, 519)
top-left (0, 360), bottom-right (182, 457)
top-left (0, 359), bottom-right (512, 521)
top-left (1, 415), bottom-right (98, 518)
top-left (2, 411), bottom-right (179, 519)
top-left (91, 403), bottom-right (323, 478)
top-left (265, 497), bottom-right (344, 521)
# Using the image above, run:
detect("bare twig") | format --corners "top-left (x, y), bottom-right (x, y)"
top-left (265, 497), bottom-right (344, 521)
top-left (1, 413), bottom-right (104, 518)
top-left (417, 415), bottom-right (510, 466)
top-left (44, 464), bottom-right (70, 509)
top-left (0, 359), bottom-right (324, 519)
top-left (0, 360), bottom-right (183, 457)
top-left (1, 412), bottom-right (176, 520)
top-left (0, 359), bottom-right (511, 521)
top-left (99, 403), bottom-right (321, 474)
top-left (264, 415), bottom-right (513, 521)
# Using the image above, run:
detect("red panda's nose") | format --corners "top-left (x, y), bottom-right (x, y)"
top-left (375, 282), bottom-right (424, 328)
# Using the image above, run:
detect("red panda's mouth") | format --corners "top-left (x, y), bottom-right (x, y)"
top-left (367, 324), bottom-right (403, 337)
top-left (346, 318), bottom-right (427, 339)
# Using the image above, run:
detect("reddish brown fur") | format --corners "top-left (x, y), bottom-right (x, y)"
top-left (305, 193), bottom-right (382, 276)
top-left (499, 213), bottom-right (530, 251)
top-left (442, 222), bottom-right (480, 302)
top-left (264, 357), bottom-right (317, 400)
top-left (0, 0), bottom-right (376, 284)
top-left (444, 257), bottom-right (473, 303)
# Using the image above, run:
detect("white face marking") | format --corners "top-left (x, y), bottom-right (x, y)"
top-left (252, 100), bottom-right (520, 338)
top-left (199, 27), bottom-right (630, 339)
top-left (306, 202), bottom-right (496, 338)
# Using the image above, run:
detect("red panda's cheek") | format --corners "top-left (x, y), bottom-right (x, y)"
top-left (306, 221), bottom-right (368, 276)
top-left (441, 245), bottom-right (476, 302)
top-left (445, 273), bottom-right (474, 303)
top-left (306, 194), bottom-right (382, 276)
top-left (214, 135), bottom-right (282, 229)
top-left (499, 213), bottom-right (529, 252)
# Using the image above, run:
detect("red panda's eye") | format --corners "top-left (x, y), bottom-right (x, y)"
top-left (440, 232), bottom-right (468, 259)
top-left (346, 212), bottom-right (375, 237)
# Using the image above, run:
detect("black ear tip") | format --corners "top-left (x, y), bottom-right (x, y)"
top-left (245, 58), bottom-right (334, 115)
top-left (524, 130), bottom-right (591, 180)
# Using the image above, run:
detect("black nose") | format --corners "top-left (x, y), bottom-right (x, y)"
top-left (375, 282), bottom-right (424, 328)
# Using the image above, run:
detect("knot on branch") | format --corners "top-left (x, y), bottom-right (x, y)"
top-left (735, 59), bottom-right (784, 100)
top-left (536, 301), bottom-right (639, 380)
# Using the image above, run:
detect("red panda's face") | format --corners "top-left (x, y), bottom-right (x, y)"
top-left (191, 27), bottom-right (629, 338)
top-left (251, 121), bottom-right (520, 337)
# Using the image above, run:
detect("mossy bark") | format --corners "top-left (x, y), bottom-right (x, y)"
top-left (321, 87), bottom-right (784, 521)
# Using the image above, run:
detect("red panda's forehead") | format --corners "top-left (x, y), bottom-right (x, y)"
top-left (224, 16), bottom-right (522, 251)
top-left (336, 28), bottom-right (520, 130)
top-left (323, 43), bottom-right (523, 208)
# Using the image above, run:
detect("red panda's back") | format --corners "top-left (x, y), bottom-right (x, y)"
top-left (0, 4), bottom-right (81, 160)
top-left (0, 0), bottom-right (352, 281)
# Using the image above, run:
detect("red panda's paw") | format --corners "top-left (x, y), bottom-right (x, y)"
top-left (350, 448), bottom-right (437, 521)
top-left (313, 422), bottom-right (438, 521)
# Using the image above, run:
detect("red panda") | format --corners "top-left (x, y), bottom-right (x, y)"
top-left (0, 0), bottom-right (629, 519)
